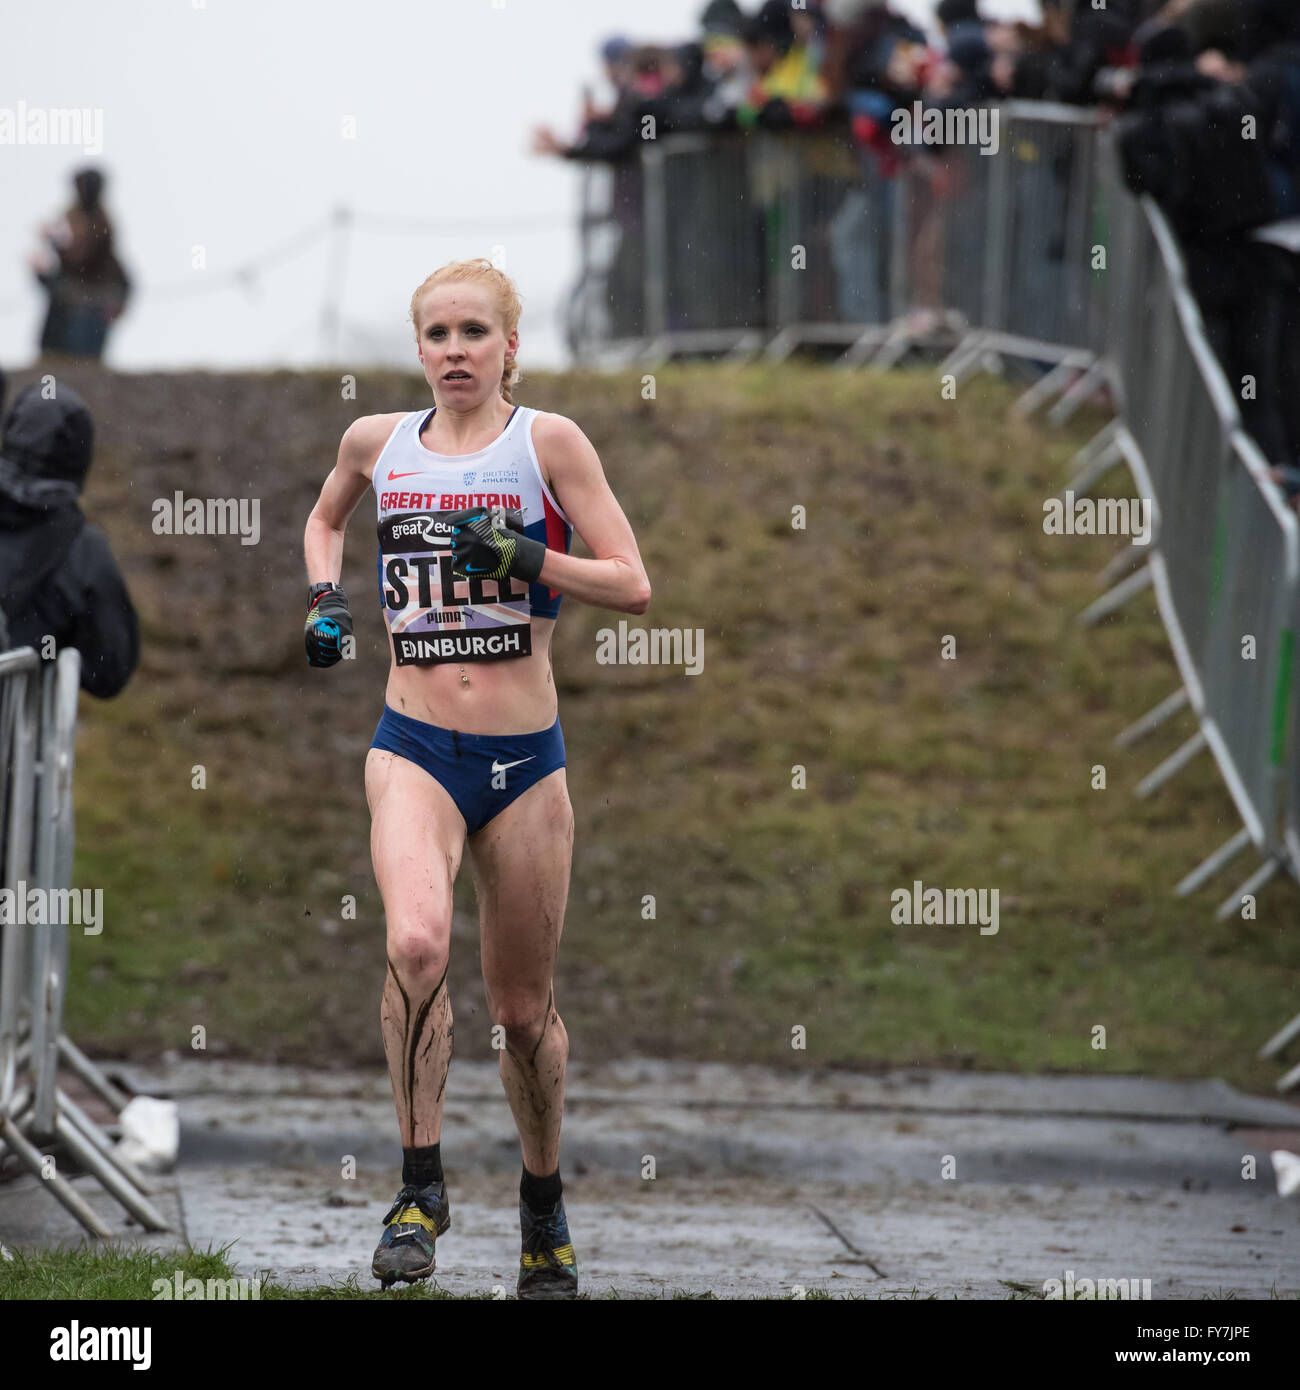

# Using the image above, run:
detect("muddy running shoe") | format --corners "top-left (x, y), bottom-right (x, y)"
top-left (517, 1193), bottom-right (579, 1300)
top-left (372, 1180), bottom-right (451, 1289)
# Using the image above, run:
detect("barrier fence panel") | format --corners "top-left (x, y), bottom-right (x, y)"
top-left (569, 155), bottom-right (648, 351)
top-left (888, 138), bottom-right (994, 330)
top-left (998, 105), bottom-right (1101, 352)
top-left (1201, 431), bottom-right (1299, 854)
top-left (1146, 308), bottom-right (1233, 710)
top-left (826, 142), bottom-right (895, 329)
top-left (1289, 632), bottom-right (1300, 874)
top-left (30, 650), bottom-right (80, 1134)
top-left (1101, 148), bottom-right (1158, 424)
top-left (0, 647), bottom-right (171, 1235)
top-left (626, 132), bottom-right (765, 345)
top-left (938, 141), bottom-right (995, 331)
top-left (0, 649), bottom-right (41, 1113)
top-left (754, 131), bottom-right (867, 332)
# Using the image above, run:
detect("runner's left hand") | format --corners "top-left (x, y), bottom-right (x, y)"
top-left (446, 507), bottom-right (545, 584)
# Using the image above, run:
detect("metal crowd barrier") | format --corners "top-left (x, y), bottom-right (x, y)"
top-left (0, 647), bottom-right (169, 1237)
top-left (571, 104), bottom-right (1109, 392)
top-left (1073, 174), bottom-right (1300, 930)
top-left (568, 101), bottom-right (1300, 1083)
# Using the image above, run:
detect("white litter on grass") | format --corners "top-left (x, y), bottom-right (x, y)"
top-left (115, 1096), bottom-right (180, 1172)
top-left (1270, 1150), bottom-right (1300, 1197)
top-left (1, 1243), bottom-right (13, 1261)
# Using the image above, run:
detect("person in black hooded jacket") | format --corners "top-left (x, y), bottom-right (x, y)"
top-left (0, 383), bottom-right (138, 697)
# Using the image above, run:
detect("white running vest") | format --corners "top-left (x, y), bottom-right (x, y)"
top-left (371, 404), bottom-right (572, 667)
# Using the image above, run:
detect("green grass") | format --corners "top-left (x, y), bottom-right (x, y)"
top-left (20, 358), bottom-right (1296, 1089)
top-left (0, 1241), bottom-right (801, 1299)
top-left (3, 1246), bottom-right (1293, 1299)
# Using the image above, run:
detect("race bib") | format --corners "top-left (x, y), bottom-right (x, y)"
top-left (377, 506), bottom-right (532, 666)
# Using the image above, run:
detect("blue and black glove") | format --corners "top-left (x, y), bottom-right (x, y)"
top-left (305, 581), bottom-right (353, 666)
top-left (446, 506), bottom-right (546, 584)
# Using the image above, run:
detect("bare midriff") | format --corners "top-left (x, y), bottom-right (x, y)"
top-left (382, 617), bottom-right (559, 735)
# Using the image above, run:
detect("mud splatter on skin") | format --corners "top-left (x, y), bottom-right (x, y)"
top-left (472, 779), bottom-right (573, 1170)
top-left (382, 955), bottom-right (452, 1146)
top-left (499, 988), bottom-right (567, 1142)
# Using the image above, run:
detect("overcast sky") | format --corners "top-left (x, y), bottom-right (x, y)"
top-left (0, 0), bottom-right (1039, 375)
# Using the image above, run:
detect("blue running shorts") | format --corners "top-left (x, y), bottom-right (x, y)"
top-left (370, 704), bottom-right (566, 836)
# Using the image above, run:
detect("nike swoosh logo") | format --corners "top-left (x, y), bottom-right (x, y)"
top-left (465, 564), bottom-right (492, 573)
top-left (492, 757), bottom-right (535, 775)
top-left (387, 470), bottom-right (422, 480)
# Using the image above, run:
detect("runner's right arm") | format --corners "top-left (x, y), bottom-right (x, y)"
top-left (303, 414), bottom-right (400, 667)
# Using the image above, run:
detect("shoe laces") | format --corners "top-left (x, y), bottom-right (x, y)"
top-left (384, 1181), bottom-right (441, 1228)
top-left (523, 1198), bottom-right (568, 1247)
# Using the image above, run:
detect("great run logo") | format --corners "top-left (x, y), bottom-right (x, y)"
top-left (0, 101), bottom-right (103, 154)
top-left (890, 102), bottom-right (999, 156)
top-left (391, 515), bottom-right (451, 544)
top-left (890, 880), bottom-right (999, 935)
top-left (595, 620), bottom-right (704, 675)
top-left (0, 882), bottom-right (102, 935)
top-left (1043, 491), bottom-right (1152, 545)
top-left (151, 491), bottom-right (260, 545)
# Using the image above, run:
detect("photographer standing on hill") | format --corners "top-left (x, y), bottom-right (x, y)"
top-left (30, 168), bottom-right (132, 362)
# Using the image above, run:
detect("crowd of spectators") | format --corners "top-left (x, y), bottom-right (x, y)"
top-left (535, 0), bottom-right (1300, 502)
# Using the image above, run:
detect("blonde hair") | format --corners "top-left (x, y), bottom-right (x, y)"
top-left (409, 258), bottom-right (524, 403)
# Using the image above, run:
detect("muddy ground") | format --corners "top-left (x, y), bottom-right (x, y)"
top-left (4, 1059), bottom-right (1298, 1299)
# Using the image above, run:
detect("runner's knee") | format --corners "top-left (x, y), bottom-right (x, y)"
top-left (492, 998), bottom-right (556, 1058)
top-left (386, 923), bottom-right (451, 993)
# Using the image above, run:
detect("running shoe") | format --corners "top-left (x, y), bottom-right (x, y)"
top-left (517, 1193), bottom-right (578, 1300)
top-left (372, 1180), bottom-right (451, 1288)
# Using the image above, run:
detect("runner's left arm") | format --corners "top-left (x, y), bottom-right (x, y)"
top-left (520, 413), bottom-right (651, 614)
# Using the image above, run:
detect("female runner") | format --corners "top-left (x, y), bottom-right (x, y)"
top-left (302, 258), bottom-right (651, 1298)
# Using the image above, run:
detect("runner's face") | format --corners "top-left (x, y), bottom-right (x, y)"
top-left (415, 286), bottom-right (517, 407)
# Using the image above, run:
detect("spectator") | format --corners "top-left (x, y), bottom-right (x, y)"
top-left (657, 42), bottom-right (725, 134)
top-left (736, 0), bottom-right (829, 130)
top-left (1118, 24), bottom-right (1290, 469)
top-left (531, 39), bottom-right (702, 160)
top-left (30, 168), bottom-right (131, 362)
top-left (0, 384), bottom-right (138, 696)
top-left (1012, 0), bottom-right (1157, 101)
top-left (698, 26), bottom-right (755, 129)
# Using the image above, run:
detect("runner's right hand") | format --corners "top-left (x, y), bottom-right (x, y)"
top-left (305, 581), bottom-right (353, 667)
